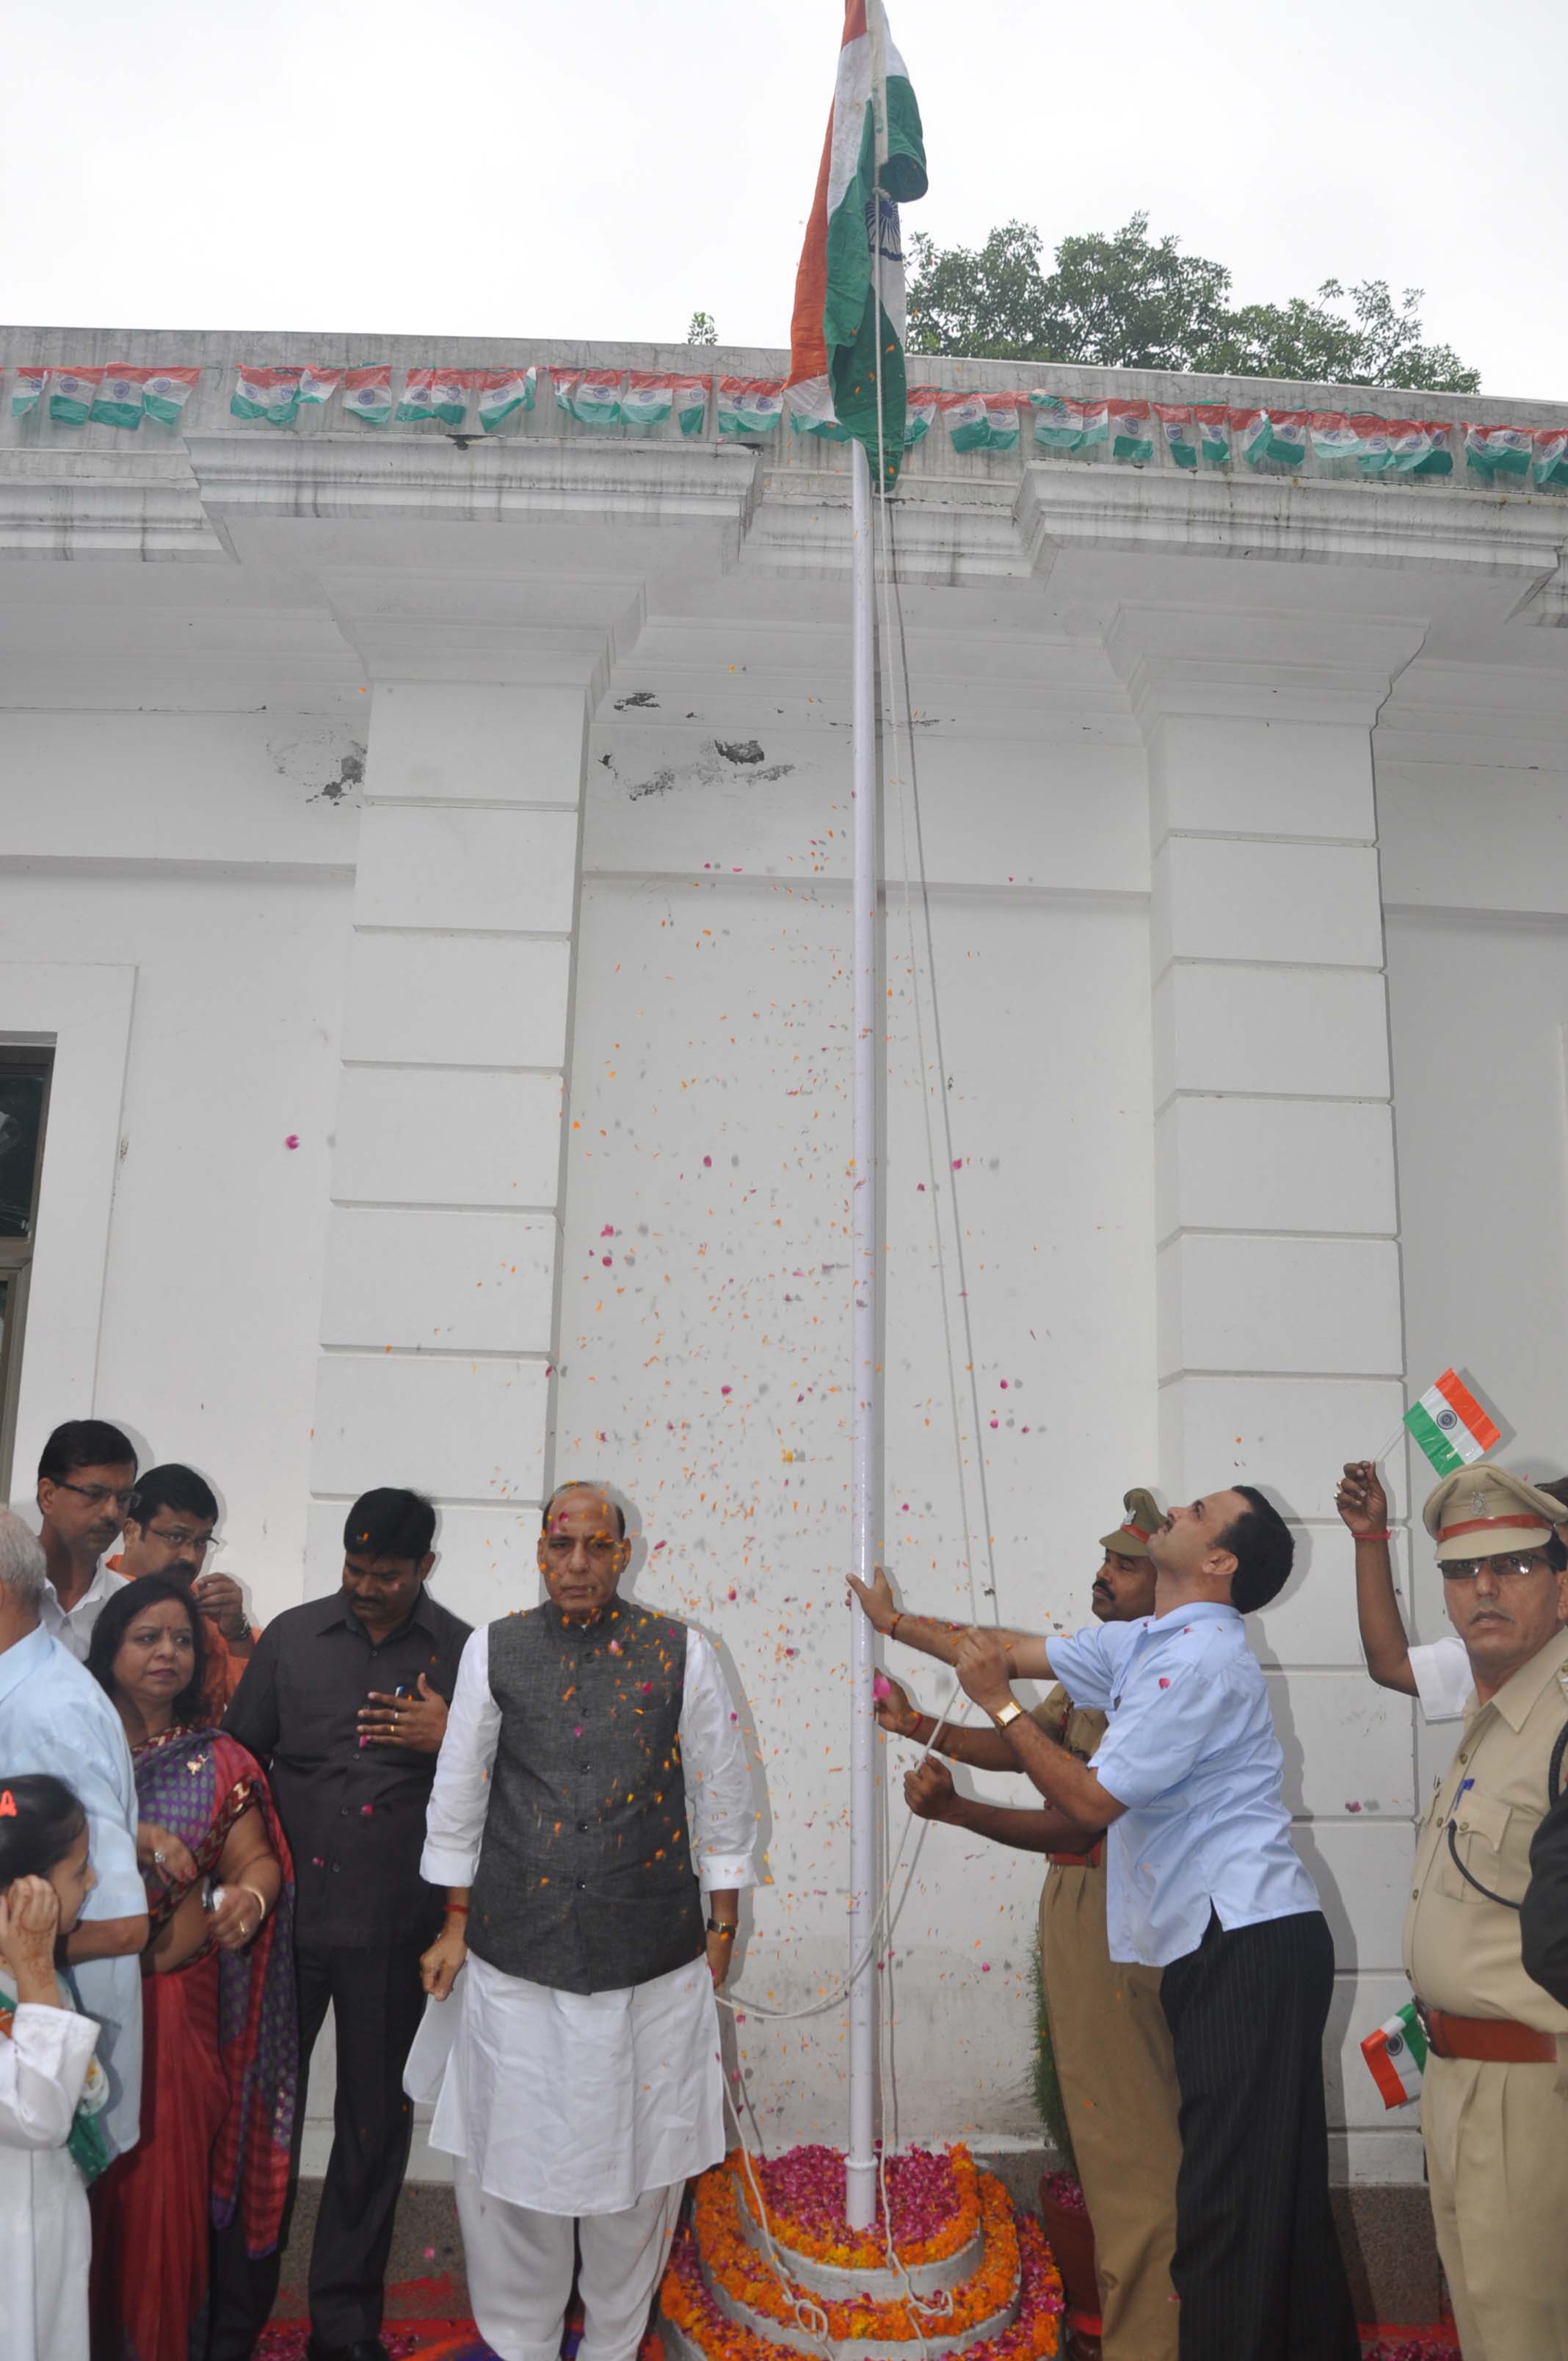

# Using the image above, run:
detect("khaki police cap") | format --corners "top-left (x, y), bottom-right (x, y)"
top-left (1422, 1462), bottom-right (1568, 1564)
top-left (1099, 1487), bottom-right (1164, 1559)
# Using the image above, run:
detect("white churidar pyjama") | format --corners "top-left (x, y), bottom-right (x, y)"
top-left (0, 1999), bottom-right (101, 2361)
top-left (455, 2156), bottom-right (683, 2361)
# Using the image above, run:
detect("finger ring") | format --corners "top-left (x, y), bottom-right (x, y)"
top-left (153, 1849), bottom-right (167, 1869)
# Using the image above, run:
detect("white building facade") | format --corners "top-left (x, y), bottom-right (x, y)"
top-left (6, 327), bottom-right (1568, 2311)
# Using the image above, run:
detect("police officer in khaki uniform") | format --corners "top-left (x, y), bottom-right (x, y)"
top-left (875, 1490), bottom-right (1180, 2361)
top-left (1406, 1464), bottom-right (1568, 2360)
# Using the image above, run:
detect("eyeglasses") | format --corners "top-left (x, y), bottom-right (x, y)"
top-left (54, 1482), bottom-right (136, 1510)
top-left (1442, 1553), bottom-right (1552, 1584)
top-left (147, 1527), bottom-right (219, 1557)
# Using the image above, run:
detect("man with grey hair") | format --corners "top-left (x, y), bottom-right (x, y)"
top-left (0, 1506), bottom-right (147, 2155)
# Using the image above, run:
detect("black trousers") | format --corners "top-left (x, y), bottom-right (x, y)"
top-left (283, 1936), bottom-right (430, 2347)
top-left (1158, 1909), bottom-right (1360, 2361)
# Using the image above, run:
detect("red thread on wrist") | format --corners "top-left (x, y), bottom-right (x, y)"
top-left (1355, 1530), bottom-right (1393, 1542)
top-left (889, 1611), bottom-right (902, 1642)
top-left (445, 1901), bottom-right (469, 1916)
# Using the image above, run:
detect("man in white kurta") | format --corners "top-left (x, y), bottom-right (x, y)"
top-left (415, 1484), bottom-right (757, 2361)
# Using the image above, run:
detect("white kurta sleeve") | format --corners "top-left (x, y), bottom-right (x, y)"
top-left (680, 1628), bottom-right (759, 1894)
top-left (421, 1626), bottom-right (501, 1888)
top-left (0, 2003), bottom-right (99, 2151)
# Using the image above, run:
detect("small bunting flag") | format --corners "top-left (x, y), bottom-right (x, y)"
top-left (1466, 422), bottom-right (1532, 479)
top-left (141, 368), bottom-right (201, 425)
top-left (1349, 414), bottom-right (1396, 474)
top-left (945, 391), bottom-right (991, 453)
top-left (91, 368), bottom-right (148, 430)
top-left (341, 365), bottom-right (393, 427)
top-left (981, 393), bottom-right (1021, 451)
top-left (11, 366), bottom-right (48, 418)
top-left (476, 367), bottom-right (534, 432)
top-left (1309, 411), bottom-right (1362, 461)
top-left (232, 366), bottom-right (304, 427)
top-left (903, 386), bottom-right (939, 448)
top-left (297, 366), bottom-right (344, 410)
top-left (622, 371), bottom-right (675, 429)
top-left (1108, 398), bottom-right (1153, 464)
top-left (396, 368), bottom-right (439, 424)
top-left (672, 376), bottom-right (708, 438)
top-left (551, 367), bottom-right (623, 426)
top-left (1231, 407), bottom-right (1269, 468)
top-left (1195, 402), bottom-right (1230, 465)
top-left (1153, 402), bottom-right (1197, 467)
top-left (716, 378), bottom-right (784, 436)
top-left (49, 369), bottom-right (104, 426)
top-left (1534, 426), bottom-right (1568, 489)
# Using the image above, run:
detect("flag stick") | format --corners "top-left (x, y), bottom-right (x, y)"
top-left (846, 427), bottom-right (881, 2232)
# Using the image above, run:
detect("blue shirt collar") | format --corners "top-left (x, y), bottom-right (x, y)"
top-left (1139, 1598), bottom-right (1241, 1637)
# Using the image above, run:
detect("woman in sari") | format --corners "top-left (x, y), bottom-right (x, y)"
top-left (87, 1575), bottom-right (298, 2361)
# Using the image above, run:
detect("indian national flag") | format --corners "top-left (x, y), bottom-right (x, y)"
top-left (1108, 398), bottom-right (1153, 464)
top-left (232, 366), bottom-right (304, 427)
top-left (1154, 402), bottom-right (1197, 466)
top-left (476, 368), bottom-right (535, 432)
top-left (429, 370), bottom-right (473, 427)
top-left (1310, 412), bottom-right (1362, 460)
top-left (1360, 2003), bottom-right (1426, 2109)
top-left (1466, 422), bottom-right (1531, 478)
top-left (1534, 427), bottom-right (1568, 488)
top-left (622, 371), bottom-right (675, 429)
top-left (341, 366), bottom-right (393, 427)
top-left (672, 375), bottom-right (708, 438)
top-left (12, 366), bottom-right (48, 418)
top-left (717, 378), bottom-right (784, 436)
top-left (981, 392), bottom-right (1020, 451)
top-left (1351, 414), bottom-right (1395, 474)
top-left (297, 366), bottom-right (343, 409)
top-left (1232, 407), bottom-right (1270, 468)
top-left (91, 369), bottom-right (148, 430)
top-left (397, 368), bottom-right (438, 424)
top-left (1028, 393), bottom-right (1106, 453)
top-left (141, 368), bottom-right (201, 425)
top-left (945, 391), bottom-right (990, 453)
top-left (1404, 1369), bottom-right (1501, 1476)
top-left (49, 369), bottom-right (103, 426)
top-left (551, 368), bottom-right (623, 427)
top-left (903, 385), bottom-right (939, 447)
top-left (785, 0), bottom-right (926, 488)
top-left (1195, 402), bottom-right (1230, 465)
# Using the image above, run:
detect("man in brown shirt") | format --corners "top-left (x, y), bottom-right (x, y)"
top-left (876, 1489), bottom-right (1180, 2361)
top-left (1405, 1463), bottom-right (1568, 2358)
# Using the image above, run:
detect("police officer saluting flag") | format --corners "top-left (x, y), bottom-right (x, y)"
top-left (1405, 1463), bottom-right (1568, 2357)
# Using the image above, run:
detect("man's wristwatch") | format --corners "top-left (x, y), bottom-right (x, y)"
top-left (990, 1699), bottom-right (1025, 1730)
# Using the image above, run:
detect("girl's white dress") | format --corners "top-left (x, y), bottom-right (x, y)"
top-left (0, 1990), bottom-right (104, 2361)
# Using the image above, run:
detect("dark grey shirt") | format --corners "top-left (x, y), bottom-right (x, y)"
top-left (225, 1586), bottom-right (470, 1948)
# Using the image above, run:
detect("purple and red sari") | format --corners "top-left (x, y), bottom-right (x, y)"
top-left (92, 1725), bottom-right (298, 2361)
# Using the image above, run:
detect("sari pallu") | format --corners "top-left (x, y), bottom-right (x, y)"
top-left (92, 1727), bottom-right (297, 2361)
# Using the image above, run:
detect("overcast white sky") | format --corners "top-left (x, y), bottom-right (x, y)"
top-left (3, 0), bottom-right (1563, 399)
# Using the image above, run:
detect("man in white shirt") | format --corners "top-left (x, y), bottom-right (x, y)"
top-left (34, 1418), bottom-right (137, 1659)
top-left (0, 1506), bottom-right (147, 2156)
top-left (415, 1483), bottom-right (757, 2361)
top-left (1337, 1459), bottom-right (1568, 1722)
top-left (854, 1484), bottom-right (1359, 2361)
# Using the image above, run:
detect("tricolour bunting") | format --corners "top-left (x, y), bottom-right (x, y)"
top-left (232, 366), bottom-right (304, 427)
top-left (903, 385), bottom-right (939, 447)
top-left (1108, 398), bottom-right (1153, 464)
top-left (1361, 2003), bottom-right (1426, 2108)
top-left (398, 368), bottom-right (471, 426)
top-left (1154, 402), bottom-right (1197, 466)
top-left (91, 369), bottom-right (149, 429)
top-left (476, 368), bottom-right (535, 432)
top-left (297, 366), bottom-right (344, 410)
top-left (551, 368), bottom-right (623, 426)
top-left (341, 366), bottom-right (393, 427)
top-left (11, 366), bottom-right (48, 418)
top-left (1029, 392), bottom-right (1107, 453)
top-left (622, 371), bottom-right (675, 429)
top-left (785, 0), bottom-right (927, 486)
top-left (140, 368), bottom-right (201, 425)
top-left (717, 378), bottom-right (785, 436)
top-left (945, 391), bottom-right (990, 453)
top-left (1195, 402), bottom-right (1230, 465)
top-left (48, 369), bottom-right (103, 426)
top-left (672, 376), bottom-right (708, 438)
top-left (1404, 1369), bottom-right (1502, 1476)
top-left (1466, 422), bottom-right (1532, 479)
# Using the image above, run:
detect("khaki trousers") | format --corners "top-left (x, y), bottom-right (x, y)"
top-left (1422, 2053), bottom-right (1568, 2360)
top-left (1040, 1868), bottom-right (1181, 2361)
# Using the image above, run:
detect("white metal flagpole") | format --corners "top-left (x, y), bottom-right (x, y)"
top-left (845, 425), bottom-right (880, 2232)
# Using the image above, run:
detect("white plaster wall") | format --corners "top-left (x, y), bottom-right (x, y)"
top-left (556, 676), bottom-right (1158, 2147)
top-left (0, 855), bottom-right (349, 1607)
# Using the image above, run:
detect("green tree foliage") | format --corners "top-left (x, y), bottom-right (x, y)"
top-left (686, 311), bottom-right (719, 347)
top-left (907, 214), bottom-right (1480, 394)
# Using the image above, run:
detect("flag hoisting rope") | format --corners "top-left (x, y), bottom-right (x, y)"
top-left (788, 0), bottom-right (926, 2232)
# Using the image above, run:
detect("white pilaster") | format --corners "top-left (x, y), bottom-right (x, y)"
top-left (308, 681), bottom-right (589, 1625)
top-left (1110, 608), bottom-right (1423, 2087)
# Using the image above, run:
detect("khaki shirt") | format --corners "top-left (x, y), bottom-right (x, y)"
top-left (1404, 1625), bottom-right (1568, 2032)
top-left (1031, 1683), bottom-right (1108, 1766)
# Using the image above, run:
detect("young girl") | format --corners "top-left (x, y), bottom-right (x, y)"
top-left (0, 1773), bottom-right (110, 2361)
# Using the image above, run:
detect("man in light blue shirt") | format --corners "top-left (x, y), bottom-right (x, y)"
top-left (0, 1505), bottom-right (148, 2156)
top-left (852, 1484), bottom-right (1359, 2361)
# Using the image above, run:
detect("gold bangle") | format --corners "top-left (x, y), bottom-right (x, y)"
top-left (236, 1883), bottom-right (269, 1924)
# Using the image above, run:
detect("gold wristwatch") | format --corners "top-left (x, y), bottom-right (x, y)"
top-left (991, 1699), bottom-right (1024, 1730)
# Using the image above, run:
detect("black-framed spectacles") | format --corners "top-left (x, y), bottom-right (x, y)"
top-left (55, 1481), bottom-right (135, 1509)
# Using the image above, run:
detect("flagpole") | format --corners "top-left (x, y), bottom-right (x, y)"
top-left (846, 425), bottom-right (880, 2232)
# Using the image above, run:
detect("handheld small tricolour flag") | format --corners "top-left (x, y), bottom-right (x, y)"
top-left (1404, 1370), bottom-right (1501, 1476)
top-left (1360, 2003), bottom-right (1427, 2109)
top-left (785, 0), bottom-right (926, 488)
